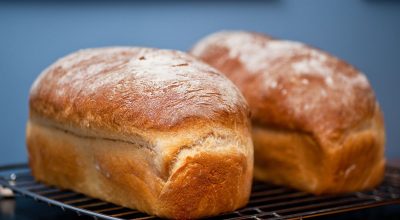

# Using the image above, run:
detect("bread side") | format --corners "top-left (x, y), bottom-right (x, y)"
top-left (27, 113), bottom-right (253, 219)
top-left (252, 105), bottom-right (385, 194)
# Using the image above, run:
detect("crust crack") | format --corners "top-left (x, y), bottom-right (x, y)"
top-left (33, 120), bottom-right (155, 153)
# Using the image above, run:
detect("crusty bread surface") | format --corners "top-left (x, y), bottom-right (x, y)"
top-left (190, 31), bottom-right (386, 194)
top-left (27, 47), bottom-right (253, 219)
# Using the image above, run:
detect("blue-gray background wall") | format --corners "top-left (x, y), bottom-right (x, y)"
top-left (0, 0), bottom-right (399, 165)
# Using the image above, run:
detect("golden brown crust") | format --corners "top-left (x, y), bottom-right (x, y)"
top-left (252, 107), bottom-right (385, 194)
top-left (190, 31), bottom-right (376, 141)
top-left (191, 31), bottom-right (386, 194)
top-left (27, 47), bottom-right (254, 218)
top-left (27, 118), bottom-right (253, 219)
top-left (158, 152), bottom-right (251, 218)
top-left (29, 47), bottom-right (249, 134)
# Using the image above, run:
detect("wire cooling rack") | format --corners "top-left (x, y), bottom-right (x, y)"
top-left (0, 164), bottom-right (399, 219)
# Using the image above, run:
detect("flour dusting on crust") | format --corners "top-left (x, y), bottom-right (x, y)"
top-left (191, 31), bottom-right (375, 135)
top-left (30, 47), bottom-right (248, 130)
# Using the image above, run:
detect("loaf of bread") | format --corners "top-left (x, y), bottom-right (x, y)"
top-left (27, 47), bottom-right (254, 218)
top-left (190, 31), bottom-right (385, 194)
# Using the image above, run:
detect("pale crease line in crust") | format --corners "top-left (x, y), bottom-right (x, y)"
top-left (29, 118), bottom-right (156, 153)
top-left (30, 113), bottom-right (250, 178)
top-left (30, 118), bottom-right (247, 182)
top-left (30, 118), bottom-right (198, 185)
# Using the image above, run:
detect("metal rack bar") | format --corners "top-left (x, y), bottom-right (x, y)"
top-left (1, 164), bottom-right (399, 220)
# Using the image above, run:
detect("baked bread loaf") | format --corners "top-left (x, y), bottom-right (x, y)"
top-left (27, 47), bottom-right (254, 218)
top-left (190, 31), bottom-right (385, 194)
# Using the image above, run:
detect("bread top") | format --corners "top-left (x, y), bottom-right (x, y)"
top-left (191, 31), bottom-right (378, 142)
top-left (29, 47), bottom-right (250, 137)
